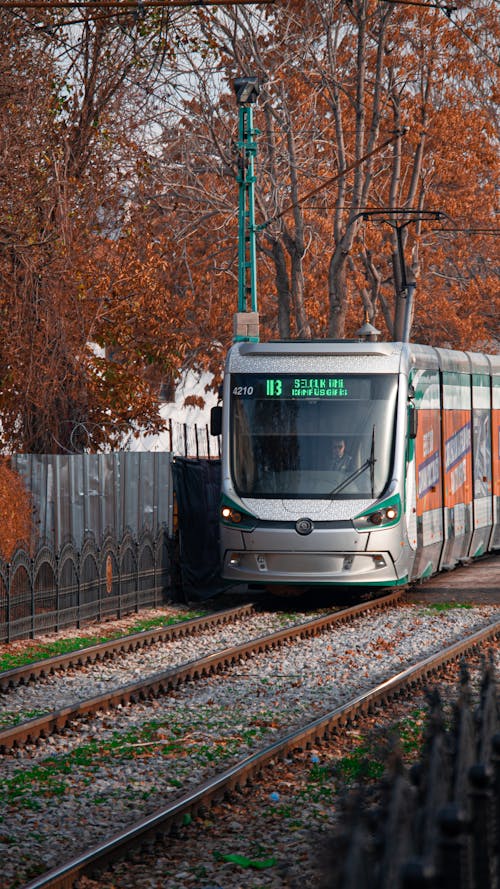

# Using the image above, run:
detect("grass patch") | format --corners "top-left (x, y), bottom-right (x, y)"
top-left (0, 712), bottom-right (253, 811)
top-left (0, 609), bottom-right (206, 672)
top-left (0, 721), bottom-right (169, 808)
top-left (0, 709), bottom-right (47, 729)
top-left (334, 745), bottom-right (386, 783)
top-left (396, 708), bottom-right (427, 756)
top-left (329, 708), bottom-right (429, 788)
top-left (424, 601), bottom-right (473, 613)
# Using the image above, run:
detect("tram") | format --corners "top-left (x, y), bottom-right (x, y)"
top-left (211, 340), bottom-right (500, 592)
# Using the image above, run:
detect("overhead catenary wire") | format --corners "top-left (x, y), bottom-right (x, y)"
top-left (257, 130), bottom-right (407, 231)
top-left (433, 228), bottom-right (500, 235)
top-left (383, 0), bottom-right (499, 67)
top-left (0, 0), bottom-right (275, 6)
top-left (383, 0), bottom-right (456, 10)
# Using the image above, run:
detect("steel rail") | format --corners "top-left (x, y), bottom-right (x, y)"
top-left (0, 590), bottom-right (403, 752)
top-left (0, 603), bottom-right (257, 692)
top-left (19, 615), bottom-right (500, 889)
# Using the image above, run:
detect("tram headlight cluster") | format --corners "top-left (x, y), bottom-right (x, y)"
top-left (221, 506), bottom-right (242, 524)
top-left (353, 498), bottom-right (400, 531)
top-left (369, 505), bottom-right (398, 525)
top-left (220, 502), bottom-right (257, 530)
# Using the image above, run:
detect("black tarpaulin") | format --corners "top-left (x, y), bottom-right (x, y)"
top-left (172, 457), bottom-right (223, 599)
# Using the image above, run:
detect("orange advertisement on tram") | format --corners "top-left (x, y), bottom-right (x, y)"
top-left (443, 410), bottom-right (473, 508)
top-left (493, 408), bottom-right (500, 499)
top-left (416, 410), bottom-right (442, 516)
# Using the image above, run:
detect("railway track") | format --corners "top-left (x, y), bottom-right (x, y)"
top-left (0, 590), bottom-right (403, 752)
top-left (18, 615), bottom-right (500, 889)
top-left (0, 603), bottom-right (257, 692)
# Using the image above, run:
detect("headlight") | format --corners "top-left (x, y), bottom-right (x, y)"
top-left (221, 506), bottom-right (242, 524)
top-left (353, 499), bottom-right (400, 531)
top-left (220, 503), bottom-right (257, 530)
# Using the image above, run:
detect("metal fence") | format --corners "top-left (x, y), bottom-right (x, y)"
top-left (324, 659), bottom-right (499, 889)
top-left (166, 420), bottom-right (221, 459)
top-left (1, 451), bottom-right (224, 640)
top-left (11, 452), bottom-right (174, 550)
top-left (0, 528), bottom-right (171, 642)
top-left (1, 452), bottom-right (176, 641)
top-left (129, 421), bottom-right (221, 459)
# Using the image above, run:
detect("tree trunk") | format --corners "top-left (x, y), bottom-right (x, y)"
top-left (270, 237), bottom-right (292, 339)
top-left (328, 244), bottom-right (349, 338)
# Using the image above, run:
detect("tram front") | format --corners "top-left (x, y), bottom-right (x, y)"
top-left (216, 341), bottom-right (414, 591)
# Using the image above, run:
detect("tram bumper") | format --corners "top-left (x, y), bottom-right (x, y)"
top-left (222, 550), bottom-right (400, 585)
top-left (221, 525), bottom-right (400, 586)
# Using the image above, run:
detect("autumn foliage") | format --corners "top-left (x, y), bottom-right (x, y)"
top-left (0, 461), bottom-right (33, 559)
top-left (0, 2), bottom-right (498, 454)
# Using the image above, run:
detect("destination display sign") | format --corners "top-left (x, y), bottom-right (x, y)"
top-left (231, 374), bottom-right (372, 400)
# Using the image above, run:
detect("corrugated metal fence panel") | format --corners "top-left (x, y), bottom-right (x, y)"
top-left (122, 453), bottom-right (140, 535)
top-left (11, 453), bottom-right (174, 549)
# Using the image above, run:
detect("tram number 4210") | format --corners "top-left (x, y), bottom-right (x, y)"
top-left (232, 386), bottom-right (255, 396)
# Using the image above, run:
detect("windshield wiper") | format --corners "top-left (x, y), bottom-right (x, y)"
top-left (369, 425), bottom-right (375, 496)
top-left (329, 426), bottom-right (376, 497)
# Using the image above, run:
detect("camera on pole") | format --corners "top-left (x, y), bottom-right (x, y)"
top-left (233, 76), bottom-right (260, 106)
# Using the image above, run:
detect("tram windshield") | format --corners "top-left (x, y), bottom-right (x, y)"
top-left (230, 372), bottom-right (399, 499)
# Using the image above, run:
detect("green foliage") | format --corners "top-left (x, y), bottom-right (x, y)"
top-left (213, 850), bottom-right (277, 870)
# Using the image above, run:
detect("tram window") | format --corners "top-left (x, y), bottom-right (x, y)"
top-left (230, 372), bottom-right (398, 499)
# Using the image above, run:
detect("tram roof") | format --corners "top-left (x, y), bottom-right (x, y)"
top-left (227, 340), bottom-right (498, 378)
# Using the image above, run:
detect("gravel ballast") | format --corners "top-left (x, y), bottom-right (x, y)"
top-left (1, 602), bottom-right (498, 889)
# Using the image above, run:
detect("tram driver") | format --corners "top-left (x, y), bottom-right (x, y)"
top-left (331, 437), bottom-right (354, 473)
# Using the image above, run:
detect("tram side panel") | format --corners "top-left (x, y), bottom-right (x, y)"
top-left (470, 363), bottom-right (493, 557)
top-left (439, 370), bottom-right (474, 570)
top-left (492, 374), bottom-right (500, 550)
top-left (411, 367), bottom-right (444, 580)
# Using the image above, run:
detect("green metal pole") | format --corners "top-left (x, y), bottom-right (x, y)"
top-left (234, 102), bottom-right (259, 341)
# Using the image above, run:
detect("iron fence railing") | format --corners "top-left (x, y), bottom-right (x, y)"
top-left (165, 420), bottom-right (221, 459)
top-left (0, 528), bottom-right (171, 642)
top-left (324, 658), bottom-right (499, 889)
top-left (128, 421), bottom-right (221, 459)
